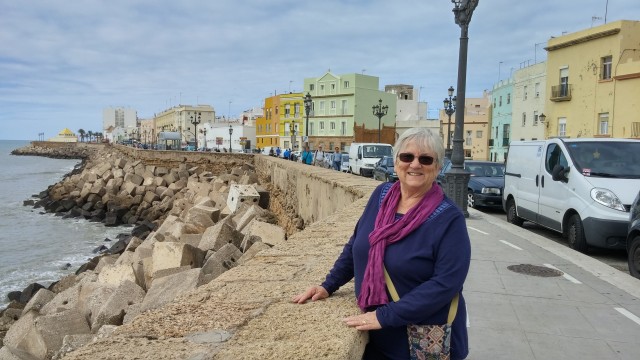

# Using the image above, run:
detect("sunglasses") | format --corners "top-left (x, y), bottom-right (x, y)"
top-left (397, 153), bottom-right (435, 165)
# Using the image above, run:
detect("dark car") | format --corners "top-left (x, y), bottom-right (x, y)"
top-left (627, 190), bottom-right (640, 279)
top-left (372, 156), bottom-right (398, 182)
top-left (437, 159), bottom-right (505, 209)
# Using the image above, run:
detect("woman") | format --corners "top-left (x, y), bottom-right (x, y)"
top-left (293, 128), bottom-right (471, 359)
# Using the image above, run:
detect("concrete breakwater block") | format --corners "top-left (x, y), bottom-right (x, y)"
top-left (226, 185), bottom-right (260, 212)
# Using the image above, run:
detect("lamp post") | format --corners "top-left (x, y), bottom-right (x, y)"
top-left (443, 86), bottom-right (456, 158)
top-left (303, 92), bottom-right (312, 146)
top-left (228, 124), bottom-right (233, 153)
top-left (199, 128), bottom-right (207, 151)
top-left (539, 113), bottom-right (547, 138)
top-left (372, 99), bottom-right (389, 143)
top-left (190, 112), bottom-right (201, 150)
top-left (444, 0), bottom-right (479, 218)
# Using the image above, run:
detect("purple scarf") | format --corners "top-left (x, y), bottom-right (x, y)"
top-left (357, 181), bottom-right (444, 311)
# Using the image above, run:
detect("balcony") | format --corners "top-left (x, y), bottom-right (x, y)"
top-left (550, 84), bottom-right (572, 102)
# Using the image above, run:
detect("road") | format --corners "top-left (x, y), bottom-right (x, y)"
top-left (479, 207), bottom-right (629, 274)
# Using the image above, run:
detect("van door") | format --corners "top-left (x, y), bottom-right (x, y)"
top-left (537, 143), bottom-right (569, 231)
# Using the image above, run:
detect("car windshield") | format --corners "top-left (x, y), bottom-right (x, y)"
top-left (363, 145), bottom-right (392, 158)
top-left (566, 141), bottom-right (640, 178)
top-left (465, 163), bottom-right (505, 177)
top-left (384, 157), bottom-right (394, 167)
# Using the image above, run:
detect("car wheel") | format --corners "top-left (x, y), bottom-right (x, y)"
top-left (506, 198), bottom-right (524, 226)
top-left (467, 191), bottom-right (476, 208)
top-left (360, 168), bottom-right (364, 177)
top-left (628, 235), bottom-right (640, 279)
top-left (568, 214), bottom-right (588, 253)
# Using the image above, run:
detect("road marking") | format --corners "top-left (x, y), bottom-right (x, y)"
top-left (468, 226), bottom-right (488, 235)
top-left (499, 240), bottom-right (522, 250)
top-left (615, 307), bottom-right (640, 326)
top-left (543, 264), bottom-right (582, 284)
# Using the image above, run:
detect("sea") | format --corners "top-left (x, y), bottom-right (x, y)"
top-left (0, 140), bottom-right (127, 308)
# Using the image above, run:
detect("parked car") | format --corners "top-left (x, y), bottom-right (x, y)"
top-left (627, 190), bottom-right (640, 278)
top-left (372, 156), bottom-right (398, 182)
top-left (437, 159), bottom-right (505, 210)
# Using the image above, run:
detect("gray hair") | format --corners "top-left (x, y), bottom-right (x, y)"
top-left (393, 128), bottom-right (445, 165)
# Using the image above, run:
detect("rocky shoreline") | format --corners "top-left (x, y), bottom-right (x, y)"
top-left (1, 144), bottom-right (286, 359)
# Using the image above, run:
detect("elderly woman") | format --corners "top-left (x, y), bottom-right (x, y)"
top-left (293, 128), bottom-right (471, 359)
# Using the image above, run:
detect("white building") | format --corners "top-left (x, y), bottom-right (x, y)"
top-left (103, 107), bottom-right (137, 142)
top-left (200, 123), bottom-right (257, 152)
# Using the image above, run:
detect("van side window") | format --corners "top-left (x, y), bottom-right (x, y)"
top-left (545, 144), bottom-right (568, 173)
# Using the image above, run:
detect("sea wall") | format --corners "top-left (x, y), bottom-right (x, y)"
top-left (2, 144), bottom-right (382, 359)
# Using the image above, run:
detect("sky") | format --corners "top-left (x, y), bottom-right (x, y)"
top-left (1, 0), bottom-right (639, 141)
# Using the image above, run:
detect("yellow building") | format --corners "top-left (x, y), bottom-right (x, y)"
top-left (279, 93), bottom-right (304, 151)
top-left (544, 20), bottom-right (640, 139)
top-left (48, 128), bottom-right (78, 143)
top-left (440, 91), bottom-right (491, 160)
top-left (256, 96), bottom-right (280, 150)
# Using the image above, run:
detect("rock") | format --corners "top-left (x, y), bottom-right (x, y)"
top-left (19, 283), bottom-right (45, 305)
top-left (7, 291), bottom-right (21, 303)
top-left (21, 289), bottom-right (55, 315)
top-left (198, 218), bottom-right (244, 252)
top-left (91, 280), bottom-right (145, 332)
top-left (139, 268), bottom-right (201, 312)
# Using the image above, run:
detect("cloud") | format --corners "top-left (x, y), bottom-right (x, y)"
top-left (1, 0), bottom-right (639, 140)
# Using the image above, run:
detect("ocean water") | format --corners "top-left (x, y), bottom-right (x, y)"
top-left (0, 140), bottom-right (127, 307)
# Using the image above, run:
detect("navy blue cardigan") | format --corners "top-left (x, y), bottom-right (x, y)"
top-left (321, 183), bottom-right (471, 359)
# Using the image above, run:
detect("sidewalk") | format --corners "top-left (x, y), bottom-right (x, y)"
top-left (464, 208), bottom-right (640, 360)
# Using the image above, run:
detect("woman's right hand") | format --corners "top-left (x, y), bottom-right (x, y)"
top-left (292, 285), bottom-right (329, 304)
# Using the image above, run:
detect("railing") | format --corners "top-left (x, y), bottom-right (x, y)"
top-left (551, 84), bottom-right (572, 101)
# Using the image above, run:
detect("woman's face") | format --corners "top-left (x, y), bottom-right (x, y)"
top-left (395, 140), bottom-right (441, 193)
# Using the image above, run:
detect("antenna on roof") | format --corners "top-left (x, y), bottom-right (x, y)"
top-left (591, 16), bottom-right (602, 28)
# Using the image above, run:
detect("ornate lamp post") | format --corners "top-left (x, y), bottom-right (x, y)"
top-left (190, 112), bottom-right (201, 150)
top-left (199, 128), bottom-right (208, 151)
top-left (443, 86), bottom-right (456, 158)
top-left (303, 93), bottom-right (312, 146)
top-left (372, 99), bottom-right (389, 143)
top-left (443, 0), bottom-right (479, 218)
top-left (228, 124), bottom-right (233, 153)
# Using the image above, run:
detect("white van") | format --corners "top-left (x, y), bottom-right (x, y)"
top-left (503, 138), bottom-right (640, 252)
top-left (348, 143), bottom-right (394, 177)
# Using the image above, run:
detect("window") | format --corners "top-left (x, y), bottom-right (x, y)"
top-left (275, 106), bottom-right (278, 114)
top-left (631, 122), bottom-right (640, 137)
top-left (284, 104), bottom-right (290, 118)
top-left (331, 83), bottom-right (335, 90)
top-left (310, 84), bottom-right (314, 91)
top-left (344, 81), bottom-right (350, 88)
top-left (560, 68), bottom-right (569, 97)
top-left (465, 130), bottom-right (472, 146)
top-left (309, 122), bottom-right (314, 135)
top-left (522, 112), bottom-right (526, 127)
top-left (499, 96), bottom-right (502, 106)
top-left (294, 103), bottom-right (300, 117)
top-left (558, 117), bottom-right (567, 137)
top-left (330, 122), bottom-right (336, 130)
top-left (319, 121), bottom-right (325, 130)
top-left (341, 100), bottom-right (348, 115)
top-left (507, 93), bottom-right (511, 104)
top-left (533, 111), bottom-right (539, 126)
top-left (493, 98), bottom-right (496, 108)
top-left (319, 101), bottom-right (325, 112)
top-left (341, 122), bottom-right (346, 136)
top-left (320, 84), bottom-right (324, 91)
top-left (331, 100), bottom-right (336, 109)
top-left (524, 85), bottom-right (528, 100)
top-left (601, 56), bottom-right (612, 80)
top-left (476, 130), bottom-right (483, 138)
top-left (535, 83), bottom-right (540, 97)
top-left (599, 113), bottom-right (609, 135)
top-left (503, 124), bottom-right (510, 146)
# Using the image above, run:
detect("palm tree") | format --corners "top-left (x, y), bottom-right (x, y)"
top-left (78, 129), bottom-right (86, 142)
top-left (96, 132), bottom-right (103, 142)
top-left (87, 131), bottom-right (94, 143)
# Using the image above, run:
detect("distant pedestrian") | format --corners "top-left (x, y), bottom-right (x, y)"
top-left (283, 148), bottom-right (291, 160)
top-left (333, 146), bottom-right (342, 170)
top-left (276, 147), bottom-right (281, 157)
top-left (301, 146), bottom-right (313, 165)
top-left (313, 145), bottom-right (326, 167)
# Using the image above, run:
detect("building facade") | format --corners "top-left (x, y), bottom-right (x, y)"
top-left (154, 105), bottom-right (215, 146)
top-left (440, 92), bottom-right (491, 160)
top-left (544, 20), bottom-right (640, 139)
top-left (303, 72), bottom-right (397, 150)
top-left (103, 107), bottom-right (137, 142)
top-left (489, 79), bottom-right (513, 162)
top-left (510, 62), bottom-right (546, 144)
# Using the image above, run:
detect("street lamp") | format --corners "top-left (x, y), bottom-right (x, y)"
top-left (199, 128), bottom-right (207, 151)
top-left (444, 0), bottom-right (479, 218)
top-left (228, 124), bottom-right (233, 153)
top-left (372, 99), bottom-right (389, 143)
top-left (443, 86), bottom-right (456, 158)
top-left (190, 112), bottom-right (201, 150)
top-left (303, 92), bottom-right (312, 146)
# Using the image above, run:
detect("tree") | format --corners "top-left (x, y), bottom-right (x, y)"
top-left (78, 129), bottom-right (86, 142)
top-left (87, 131), bottom-right (94, 143)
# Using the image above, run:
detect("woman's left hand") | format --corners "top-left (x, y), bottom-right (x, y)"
top-left (342, 311), bottom-right (381, 331)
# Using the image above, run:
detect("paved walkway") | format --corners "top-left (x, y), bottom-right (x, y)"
top-left (465, 208), bottom-right (640, 360)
